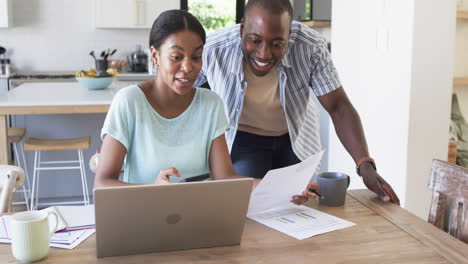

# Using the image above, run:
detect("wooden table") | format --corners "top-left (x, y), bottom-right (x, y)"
top-left (1, 189), bottom-right (467, 263)
top-left (0, 82), bottom-right (127, 164)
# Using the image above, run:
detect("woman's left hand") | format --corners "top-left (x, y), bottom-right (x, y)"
top-left (290, 181), bottom-right (319, 205)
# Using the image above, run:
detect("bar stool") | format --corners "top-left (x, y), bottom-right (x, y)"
top-left (7, 127), bottom-right (31, 211)
top-left (24, 136), bottom-right (90, 210)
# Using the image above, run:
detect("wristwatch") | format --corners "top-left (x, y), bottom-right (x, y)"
top-left (356, 157), bottom-right (376, 176)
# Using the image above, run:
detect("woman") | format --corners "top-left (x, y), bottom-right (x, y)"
top-left (93, 10), bottom-right (314, 204)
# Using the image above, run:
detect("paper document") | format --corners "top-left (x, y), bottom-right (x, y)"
top-left (248, 205), bottom-right (354, 240)
top-left (50, 229), bottom-right (95, 249)
top-left (0, 215), bottom-right (95, 249)
top-left (248, 151), bottom-right (324, 214)
top-left (41, 205), bottom-right (95, 231)
top-left (247, 151), bottom-right (355, 239)
top-left (0, 205), bottom-right (95, 249)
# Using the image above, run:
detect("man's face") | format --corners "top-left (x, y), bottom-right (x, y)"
top-left (240, 6), bottom-right (291, 77)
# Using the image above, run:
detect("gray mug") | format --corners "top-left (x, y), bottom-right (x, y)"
top-left (317, 172), bottom-right (350, 206)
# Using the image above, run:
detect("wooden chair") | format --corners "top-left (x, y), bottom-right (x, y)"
top-left (0, 165), bottom-right (25, 213)
top-left (8, 127), bottom-right (31, 210)
top-left (428, 159), bottom-right (468, 243)
top-left (448, 140), bottom-right (457, 164)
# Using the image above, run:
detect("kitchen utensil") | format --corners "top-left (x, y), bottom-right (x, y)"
top-left (95, 59), bottom-right (110, 77)
top-left (104, 49), bottom-right (117, 60)
top-left (109, 60), bottom-right (126, 72)
top-left (4, 59), bottom-right (11, 75)
top-left (109, 49), bottom-right (117, 57)
top-left (127, 45), bottom-right (148, 73)
top-left (0, 47), bottom-right (5, 75)
top-left (89, 51), bottom-right (96, 60)
top-left (100, 51), bottom-right (105, 58)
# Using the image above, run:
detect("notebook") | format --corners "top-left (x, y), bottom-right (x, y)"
top-left (94, 178), bottom-right (253, 258)
top-left (41, 205), bottom-right (95, 231)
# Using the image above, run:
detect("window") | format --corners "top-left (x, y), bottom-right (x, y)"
top-left (182, 0), bottom-right (246, 33)
top-left (181, 0), bottom-right (331, 32)
top-left (291, 0), bottom-right (331, 21)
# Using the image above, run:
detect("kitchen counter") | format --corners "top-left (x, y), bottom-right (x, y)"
top-left (0, 81), bottom-right (129, 107)
top-left (118, 72), bottom-right (154, 81)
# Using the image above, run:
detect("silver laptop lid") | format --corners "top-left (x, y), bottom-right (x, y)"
top-left (94, 178), bottom-right (253, 258)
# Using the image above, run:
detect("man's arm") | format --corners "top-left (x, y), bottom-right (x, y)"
top-left (318, 87), bottom-right (400, 204)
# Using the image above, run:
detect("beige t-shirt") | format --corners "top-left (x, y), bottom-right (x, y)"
top-left (238, 63), bottom-right (288, 136)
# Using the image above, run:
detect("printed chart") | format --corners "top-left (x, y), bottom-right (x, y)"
top-left (250, 206), bottom-right (355, 240)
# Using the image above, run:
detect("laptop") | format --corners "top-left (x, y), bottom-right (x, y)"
top-left (94, 178), bottom-right (253, 258)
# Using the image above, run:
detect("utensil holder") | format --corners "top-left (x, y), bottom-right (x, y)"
top-left (95, 59), bottom-right (109, 77)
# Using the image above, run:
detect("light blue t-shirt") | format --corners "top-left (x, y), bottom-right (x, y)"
top-left (101, 85), bottom-right (229, 184)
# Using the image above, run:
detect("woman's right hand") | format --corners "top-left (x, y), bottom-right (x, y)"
top-left (153, 168), bottom-right (182, 185)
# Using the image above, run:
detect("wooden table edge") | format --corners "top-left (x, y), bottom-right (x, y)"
top-left (348, 189), bottom-right (468, 263)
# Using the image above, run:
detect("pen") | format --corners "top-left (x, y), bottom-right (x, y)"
top-left (309, 189), bottom-right (324, 199)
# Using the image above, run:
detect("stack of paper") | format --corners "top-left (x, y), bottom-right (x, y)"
top-left (247, 151), bottom-right (356, 240)
top-left (41, 205), bottom-right (95, 232)
top-left (0, 205), bottom-right (95, 249)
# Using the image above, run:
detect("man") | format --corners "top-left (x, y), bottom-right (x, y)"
top-left (194, 0), bottom-right (399, 204)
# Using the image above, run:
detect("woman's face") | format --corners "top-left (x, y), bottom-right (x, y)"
top-left (151, 30), bottom-right (203, 96)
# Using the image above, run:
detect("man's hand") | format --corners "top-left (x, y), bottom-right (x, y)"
top-left (153, 168), bottom-right (182, 185)
top-left (360, 163), bottom-right (400, 205)
top-left (290, 181), bottom-right (319, 205)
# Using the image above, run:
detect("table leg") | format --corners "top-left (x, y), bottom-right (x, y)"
top-left (0, 115), bottom-right (8, 164)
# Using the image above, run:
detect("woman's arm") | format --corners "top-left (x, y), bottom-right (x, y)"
top-left (94, 135), bottom-right (133, 188)
top-left (94, 135), bottom-right (181, 188)
top-left (208, 135), bottom-right (260, 189)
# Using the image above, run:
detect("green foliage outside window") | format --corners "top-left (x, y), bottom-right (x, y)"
top-left (189, 0), bottom-right (236, 33)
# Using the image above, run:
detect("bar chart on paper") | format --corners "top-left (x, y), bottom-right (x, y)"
top-left (250, 206), bottom-right (355, 240)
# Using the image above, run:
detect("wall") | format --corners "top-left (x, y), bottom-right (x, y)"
top-left (330, 0), bottom-right (455, 219)
top-left (453, 2), bottom-right (468, 116)
top-left (0, 0), bottom-right (150, 71)
top-left (405, 0), bottom-right (456, 217)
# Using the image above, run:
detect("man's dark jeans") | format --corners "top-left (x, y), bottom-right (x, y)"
top-left (230, 131), bottom-right (301, 179)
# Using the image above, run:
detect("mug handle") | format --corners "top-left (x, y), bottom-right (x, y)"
top-left (346, 175), bottom-right (351, 189)
top-left (47, 211), bottom-right (59, 237)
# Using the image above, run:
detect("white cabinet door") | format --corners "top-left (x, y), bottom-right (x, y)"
top-left (0, 0), bottom-right (10, 28)
top-left (95, 0), bottom-right (180, 29)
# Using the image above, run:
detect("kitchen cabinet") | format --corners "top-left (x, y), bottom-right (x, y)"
top-left (95, 0), bottom-right (180, 29)
top-left (0, 0), bottom-right (11, 28)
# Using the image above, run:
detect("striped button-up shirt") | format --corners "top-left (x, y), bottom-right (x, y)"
top-left (194, 21), bottom-right (341, 161)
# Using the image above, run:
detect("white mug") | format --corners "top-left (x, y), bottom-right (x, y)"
top-left (10, 211), bottom-right (58, 263)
